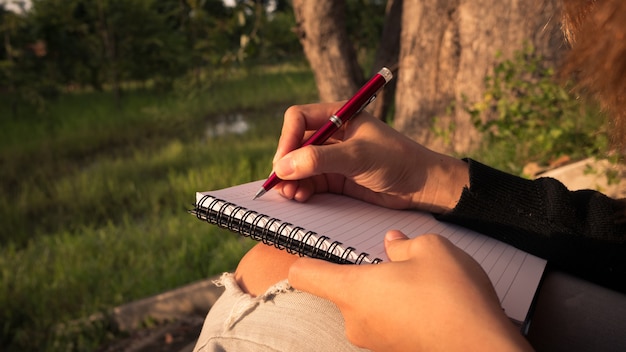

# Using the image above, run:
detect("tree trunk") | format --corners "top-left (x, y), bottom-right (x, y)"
top-left (369, 0), bottom-right (402, 122)
top-left (292, 0), bottom-right (363, 102)
top-left (394, 0), bottom-right (565, 154)
top-left (97, 1), bottom-right (121, 110)
top-left (292, 0), bottom-right (402, 120)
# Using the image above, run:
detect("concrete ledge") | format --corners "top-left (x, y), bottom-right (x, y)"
top-left (111, 274), bottom-right (225, 332)
top-left (537, 158), bottom-right (626, 198)
top-left (58, 274), bottom-right (226, 351)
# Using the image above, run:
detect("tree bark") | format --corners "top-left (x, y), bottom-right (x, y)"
top-left (291, 0), bottom-right (402, 120)
top-left (292, 0), bottom-right (363, 102)
top-left (97, 1), bottom-right (121, 110)
top-left (369, 0), bottom-right (402, 122)
top-left (394, 0), bottom-right (565, 154)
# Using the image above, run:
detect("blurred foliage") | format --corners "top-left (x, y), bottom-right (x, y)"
top-left (0, 0), bottom-right (304, 114)
top-left (0, 0), bottom-right (386, 116)
top-left (464, 45), bottom-right (609, 175)
top-left (346, 0), bottom-right (387, 58)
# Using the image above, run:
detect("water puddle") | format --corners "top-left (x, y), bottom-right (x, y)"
top-left (205, 113), bottom-right (250, 138)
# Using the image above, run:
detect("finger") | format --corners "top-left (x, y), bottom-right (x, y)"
top-left (288, 257), bottom-right (355, 304)
top-left (383, 230), bottom-right (415, 262)
top-left (275, 180), bottom-right (299, 199)
top-left (277, 178), bottom-right (317, 202)
top-left (274, 103), bottom-right (345, 163)
top-left (274, 141), bottom-right (358, 181)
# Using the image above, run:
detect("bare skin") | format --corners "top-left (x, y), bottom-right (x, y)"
top-left (236, 102), bottom-right (469, 296)
top-left (234, 103), bottom-right (531, 351)
top-left (290, 231), bottom-right (533, 352)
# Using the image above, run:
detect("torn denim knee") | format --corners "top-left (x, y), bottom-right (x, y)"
top-left (213, 272), bottom-right (294, 330)
top-left (193, 272), bottom-right (370, 352)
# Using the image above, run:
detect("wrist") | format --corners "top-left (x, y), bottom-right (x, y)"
top-left (412, 155), bottom-right (469, 213)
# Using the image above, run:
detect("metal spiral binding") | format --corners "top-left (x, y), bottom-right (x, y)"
top-left (193, 195), bottom-right (382, 264)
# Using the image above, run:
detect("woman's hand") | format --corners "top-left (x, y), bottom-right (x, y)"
top-left (288, 231), bottom-right (534, 352)
top-left (272, 103), bottom-right (469, 213)
top-left (236, 102), bottom-right (471, 297)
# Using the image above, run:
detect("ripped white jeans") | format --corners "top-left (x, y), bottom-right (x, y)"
top-left (192, 272), bottom-right (369, 352)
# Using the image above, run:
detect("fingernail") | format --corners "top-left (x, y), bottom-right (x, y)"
top-left (385, 230), bottom-right (406, 241)
top-left (272, 150), bottom-right (281, 164)
top-left (275, 156), bottom-right (295, 177)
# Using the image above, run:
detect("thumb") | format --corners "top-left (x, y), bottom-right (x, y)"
top-left (288, 257), bottom-right (354, 303)
top-left (273, 143), bottom-right (354, 181)
top-left (384, 230), bottom-right (414, 262)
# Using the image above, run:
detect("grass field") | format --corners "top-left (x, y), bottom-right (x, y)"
top-left (0, 64), bottom-right (318, 351)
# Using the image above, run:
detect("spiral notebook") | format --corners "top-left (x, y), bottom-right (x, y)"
top-left (192, 180), bottom-right (546, 324)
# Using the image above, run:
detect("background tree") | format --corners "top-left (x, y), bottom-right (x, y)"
top-left (26, 0), bottom-right (191, 105)
top-left (291, 0), bottom-right (566, 154)
top-left (292, 0), bottom-right (365, 103)
top-left (0, 2), bottom-right (55, 116)
top-left (395, 0), bottom-right (566, 154)
top-left (291, 0), bottom-right (396, 119)
top-left (367, 0), bottom-right (401, 122)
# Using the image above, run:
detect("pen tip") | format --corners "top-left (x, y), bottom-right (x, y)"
top-left (253, 187), bottom-right (267, 200)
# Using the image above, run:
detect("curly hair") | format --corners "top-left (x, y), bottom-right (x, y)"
top-left (560, 0), bottom-right (626, 156)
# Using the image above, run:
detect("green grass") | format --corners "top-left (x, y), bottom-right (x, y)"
top-left (0, 63), bottom-right (317, 351)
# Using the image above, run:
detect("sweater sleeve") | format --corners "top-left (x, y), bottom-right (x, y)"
top-left (436, 159), bottom-right (626, 293)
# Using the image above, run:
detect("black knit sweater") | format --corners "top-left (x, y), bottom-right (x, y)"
top-left (437, 159), bottom-right (626, 293)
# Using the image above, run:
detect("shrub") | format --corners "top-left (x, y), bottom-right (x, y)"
top-left (465, 45), bottom-right (609, 175)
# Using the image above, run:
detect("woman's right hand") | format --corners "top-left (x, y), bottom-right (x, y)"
top-left (272, 102), bottom-right (469, 213)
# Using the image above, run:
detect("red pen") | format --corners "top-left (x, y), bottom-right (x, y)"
top-left (253, 67), bottom-right (393, 200)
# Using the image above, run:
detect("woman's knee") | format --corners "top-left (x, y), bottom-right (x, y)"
top-left (235, 243), bottom-right (299, 296)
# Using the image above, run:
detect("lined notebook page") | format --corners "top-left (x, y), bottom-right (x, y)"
top-left (197, 180), bottom-right (546, 323)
